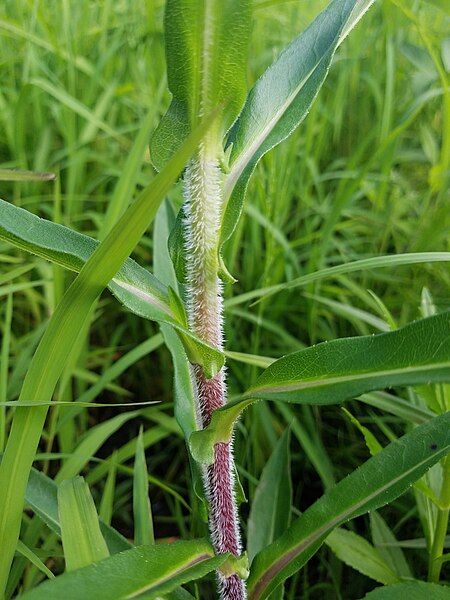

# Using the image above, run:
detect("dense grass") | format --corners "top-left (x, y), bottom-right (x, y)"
top-left (0, 0), bottom-right (449, 598)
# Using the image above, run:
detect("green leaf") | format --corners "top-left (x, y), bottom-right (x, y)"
top-left (326, 528), bottom-right (400, 584)
top-left (154, 202), bottom-right (207, 515)
top-left (0, 112), bottom-right (216, 595)
top-left (246, 411), bottom-right (450, 599)
top-left (247, 429), bottom-right (292, 563)
top-left (150, 0), bottom-right (251, 169)
top-left (58, 477), bottom-right (109, 572)
top-left (55, 411), bottom-right (140, 483)
top-left (361, 582), bottom-right (450, 599)
top-left (190, 313), bottom-right (450, 464)
top-left (24, 466), bottom-right (130, 554)
top-left (133, 428), bottom-right (155, 545)
top-left (20, 540), bottom-right (228, 600)
top-left (15, 541), bottom-right (55, 580)
top-left (247, 312), bottom-right (450, 403)
top-left (370, 512), bottom-right (412, 580)
top-left (226, 252), bottom-right (450, 308)
top-left (0, 199), bottom-right (224, 377)
top-left (220, 0), bottom-right (376, 249)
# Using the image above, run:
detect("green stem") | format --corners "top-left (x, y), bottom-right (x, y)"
top-left (428, 454), bottom-right (450, 582)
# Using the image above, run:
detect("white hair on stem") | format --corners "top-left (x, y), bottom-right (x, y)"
top-left (183, 146), bottom-right (246, 600)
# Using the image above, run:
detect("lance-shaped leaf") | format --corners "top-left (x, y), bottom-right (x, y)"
top-left (20, 539), bottom-right (228, 600)
top-left (189, 313), bottom-right (450, 464)
top-left (0, 198), bottom-right (224, 377)
top-left (220, 0), bottom-right (376, 249)
top-left (150, 0), bottom-right (251, 169)
top-left (246, 411), bottom-right (450, 599)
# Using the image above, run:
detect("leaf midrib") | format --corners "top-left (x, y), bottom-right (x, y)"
top-left (249, 361), bottom-right (450, 396)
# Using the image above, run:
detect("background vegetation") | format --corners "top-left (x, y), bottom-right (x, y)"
top-left (0, 0), bottom-right (448, 597)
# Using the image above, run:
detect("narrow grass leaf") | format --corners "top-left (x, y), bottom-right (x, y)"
top-left (246, 412), bottom-right (450, 599)
top-left (15, 541), bottom-right (55, 580)
top-left (25, 466), bottom-right (130, 553)
top-left (133, 428), bottom-right (154, 545)
top-left (20, 540), bottom-right (228, 600)
top-left (55, 411), bottom-right (139, 483)
top-left (226, 253), bottom-right (450, 308)
top-left (58, 477), bottom-right (109, 572)
top-left (247, 429), bottom-right (292, 563)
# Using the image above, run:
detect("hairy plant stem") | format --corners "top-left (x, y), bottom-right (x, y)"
top-left (183, 146), bottom-right (246, 600)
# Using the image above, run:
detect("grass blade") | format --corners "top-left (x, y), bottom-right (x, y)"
top-left (133, 428), bottom-right (154, 545)
top-left (58, 477), bottom-right (109, 572)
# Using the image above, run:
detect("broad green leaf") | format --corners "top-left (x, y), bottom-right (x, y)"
top-left (326, 528), bottom-right (400, 584)
top-left (247, 429), bottom-right (292, 563)
top-left (0, 168), bottom-right (55, 182)
top-left (0, 113), bottom-right (216, 595)
top-left (361, 581), bottom-right (450, 599)
top-left (25, 466), bottom-right (130, 554)
top-left (20, 540), bottom-right (228, 600)
top-left (220, 0), bottom-right (376, 249)
top-left (150, 0), bottom-right (251, 169)
top-left (58, 477), bottom-right (109, 572)
top-left (247, 312), bottom-right (450, 403)
top-left (370, 512), bottom-right (412, 580)
top-left (190, 313), bottom-right (450, 464)
top-left (0, 199), bottom-right (224, 377)
top-left (133, 428), bottom-right (155, 545)
top-left (246, 411), bottom-right (450, 599)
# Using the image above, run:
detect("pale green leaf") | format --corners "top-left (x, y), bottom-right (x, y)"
top-left (24, 466), bottom-right (130, 554)
top-left (58, 477), bottom-right (109, 572)
top-left (326, 528), bottom-right (400, 584)
top-left (370, 512), bottom-right (412, 580)
top-left (133, 428), bottom-right (155, 545)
